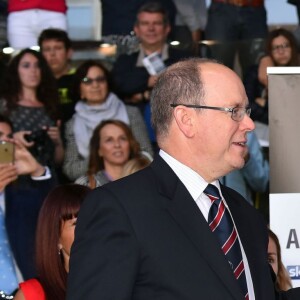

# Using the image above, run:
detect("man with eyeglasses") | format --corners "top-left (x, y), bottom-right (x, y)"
top-left (67, 58), bottom-right (300, 300)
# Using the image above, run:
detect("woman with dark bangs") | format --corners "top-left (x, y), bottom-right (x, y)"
top-left (75, 119), bottom-right (142, 188)
top-left (0, 48), bottom-right (64, 280)
top-left (14, 184), bottom-right (91, 300)
top-left (0, 48), bottom-right (63, 166)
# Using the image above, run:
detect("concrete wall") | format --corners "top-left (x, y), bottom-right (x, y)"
top-left (268, 67), bottom-right (300, 193)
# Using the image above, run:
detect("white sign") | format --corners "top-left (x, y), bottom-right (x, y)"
top-left (270, 193), bottom-right (300, 288)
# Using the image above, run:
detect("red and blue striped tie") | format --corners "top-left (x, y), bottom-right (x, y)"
top-left (204, 184), bottom-right (249, 300)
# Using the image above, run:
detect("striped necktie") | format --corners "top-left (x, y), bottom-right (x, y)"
top-left (204, 184), bottom-right (249, 300)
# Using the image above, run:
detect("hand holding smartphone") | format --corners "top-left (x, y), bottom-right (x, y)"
top-left (0, 140), bottom-right (14, 164)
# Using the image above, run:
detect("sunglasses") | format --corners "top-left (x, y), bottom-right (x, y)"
top-left (81, 75), bottom-right (107, 85)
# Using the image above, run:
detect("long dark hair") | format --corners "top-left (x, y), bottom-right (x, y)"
top-left (266, 28), bottom-right (299, 66)
top-left (87, 119), bottom-right (140, 175)
top-left (35, 184), bottom-right (90, 300)
top-left (0, 48), bottom-right (59, 120)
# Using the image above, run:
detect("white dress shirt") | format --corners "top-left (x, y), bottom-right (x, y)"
top-left (159, 150), bottom-right (255, 300)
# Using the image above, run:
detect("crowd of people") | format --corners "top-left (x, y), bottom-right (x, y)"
top-left (0, 0), bottom-right (299, 299)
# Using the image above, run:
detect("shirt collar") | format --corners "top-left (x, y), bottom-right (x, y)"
top-left (159, 149), bottom-right (220, 200)
top-left (136, 43), bottom-right (169, 67)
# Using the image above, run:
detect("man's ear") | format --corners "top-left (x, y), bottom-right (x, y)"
top-left (173, 106), bottom-right (195, 138)
top-left (133, 25), bottom-right (140, 38)
top-left (164, 24), bottom-right (171, 38)
top-left (67, 48), bottom-right (73, 60)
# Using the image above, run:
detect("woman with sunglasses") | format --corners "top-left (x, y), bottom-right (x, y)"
top-left (63, 60), bottom-right (153, 181)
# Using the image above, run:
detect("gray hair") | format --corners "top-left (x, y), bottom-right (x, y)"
top-left (151, 57), bottom-right (218, 140)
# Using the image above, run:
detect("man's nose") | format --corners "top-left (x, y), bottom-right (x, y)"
top-left (242, 114), bottom-right (255, 132)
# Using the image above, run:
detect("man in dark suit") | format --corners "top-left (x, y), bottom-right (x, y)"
top-left (112, 2), bottom-right (191, 150)
top-left (67, 58), bottom-right (299, 299)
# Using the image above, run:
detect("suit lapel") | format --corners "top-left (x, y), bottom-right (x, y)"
top-left (151, 156), bottom-right (244, 300)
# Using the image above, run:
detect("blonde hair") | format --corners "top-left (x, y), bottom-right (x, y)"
top-left (121, 155), bottom-right (151, 177)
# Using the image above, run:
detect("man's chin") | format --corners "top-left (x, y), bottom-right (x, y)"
top-left (231, 158), bottom-right (246, 171)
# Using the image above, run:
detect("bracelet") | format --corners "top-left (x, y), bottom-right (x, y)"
top-left (0, 290), bottom-right (14, 299)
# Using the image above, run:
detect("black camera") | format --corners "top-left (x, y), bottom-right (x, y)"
top-left (24, 128), bottom-right (48, 144)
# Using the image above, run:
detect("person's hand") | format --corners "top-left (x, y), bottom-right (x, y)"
top-left (13, 130), bottom-right (34, 148)
top-left (14, 139), bottom-right (45, 177)
top-left (147, 75), bottom-right (158, 88)
top-left (46, 120), bottom-right (63, 147)
top-left (255, 97), bottom-right (267, 107)
top-left (47, 121), bottom-right (65, 165)
top-left (258, 56), bottom-right (274, 87)
top-left (0, 163), bottom-right (17, 192)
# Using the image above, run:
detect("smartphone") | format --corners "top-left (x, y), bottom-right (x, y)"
top-left (0, 141), bottom-right (14, 164)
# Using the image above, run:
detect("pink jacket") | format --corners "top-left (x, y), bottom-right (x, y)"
top-left (8, 0), bottom-right (67, 13)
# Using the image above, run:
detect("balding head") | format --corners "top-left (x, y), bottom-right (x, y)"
top-left (151, 58), bottom-right (254, 180)
top-left (151, 58), bottom-right (233, 143)
top-left (151, 58), bottom-right (209, 142)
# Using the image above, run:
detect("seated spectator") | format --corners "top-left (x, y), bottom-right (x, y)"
top-left (63, 60), bottom-right (152, 181)
top-left (7, 0), bottom-right (67, 49)
top-left (121, 154), bottom-right (151, 177)
top-left (38, 28), bottom-right (76, 184)
top-left (75, 120), bottom-right (141, 189)
top-left (0, 114), bottom-right (55, 297)
top-left (13, 184), bottom-right (91, 300)
top-left (112, 1), bottom-right (191, 150)
top-left (220, 131), bottom-right (269, 205)
top-left (0, 48), bottom-right (63, 167)
top-left (38, 28), bottom-right (76, 125)
top-left (244, 28), bottom-right (299, 125)
top-left (0, 49), bottom-right (62, 279)
top-left (100, 0), bottom-right (176, 38)
top-left (268, 228), bottom-right (293, 292)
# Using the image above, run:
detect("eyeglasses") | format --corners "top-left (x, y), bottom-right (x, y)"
top-left (81, 75), bottom-right (107, 85)
top-left (170, 104), bottom-right (251, 122)
top-left (271, 43), bottom-right (290, 52)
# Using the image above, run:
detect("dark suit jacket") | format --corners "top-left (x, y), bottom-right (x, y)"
top-left (112, 47), bottom-right (191, 99)
top-left (67, 155), bottom-right (282, 299)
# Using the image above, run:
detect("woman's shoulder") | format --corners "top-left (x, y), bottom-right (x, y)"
top-left (75, 171), bottom-right (110, 188)
top-left (18, 279), bottom-right (45, 300)
top-left (75, 175), bottom-right (89, 186)
top-left (65, 117), bottom-right (74, 130)
top-left (125, 105), bottom-right (139, 114)
top-left (94, 170), bottom-right (110, 186)
top-left (125, 105), bottom-right (142, 122)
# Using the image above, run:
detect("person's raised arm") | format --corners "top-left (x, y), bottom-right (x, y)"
top-left (258, 56), bottom-right (274, 87)
top-left (14, 139), bottom-right (50, 178)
